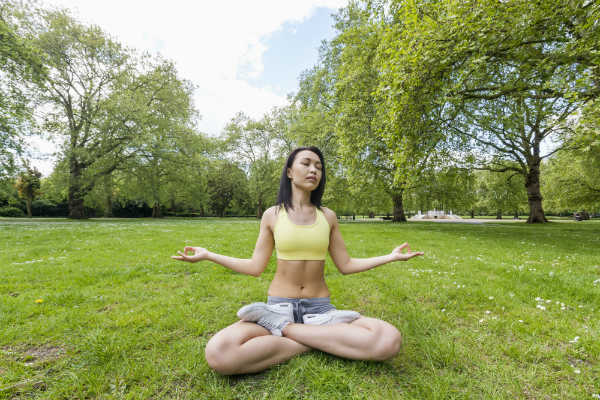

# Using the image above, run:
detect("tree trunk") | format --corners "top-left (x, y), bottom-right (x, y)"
top-left (104, 174), bottom-right (113, 217)
top-left (152, 202), bottom-right (162, 218)
top-left (525, 164), bottom-right (547, 223)
top-left (496, 210), bottom-right (502, 219)
top-left (391, 192), bottom-right (407, 222)
top-left (68, 162), bottom-right (87, 219)
top-left (514, 209), bottom-right (519, 219)
top-left (256, 197), bottom-right (264, 219)
top-left (26, 198), bottom-right (32, 217)
top-left (470, 209), bottom-right (475, 218)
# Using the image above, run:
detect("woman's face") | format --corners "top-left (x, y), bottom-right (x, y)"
top-left (287, 150), bottom-right (322, 191)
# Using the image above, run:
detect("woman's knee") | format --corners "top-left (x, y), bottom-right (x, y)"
top-left (205, 334), bottom-right (239, 375)
top-left (371, 324), bottom-right (402, 361)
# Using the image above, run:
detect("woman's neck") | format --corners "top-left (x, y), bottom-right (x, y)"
top-left (290, 185), bottom-right (313, 211)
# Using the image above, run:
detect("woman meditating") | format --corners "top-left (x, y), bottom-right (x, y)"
top-left (171, 146), bottom-right (424, 375)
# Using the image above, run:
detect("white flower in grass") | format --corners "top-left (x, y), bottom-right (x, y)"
top-left (569, 336), bottom-right (580, 344)
top-left (535, 297), bottom-right (542, 302)
top-left (546, 299), bottom-right (552, 304)
top-left (479, 318), bottom-right (484, 323)
top-left (518, 320), bottom-right (524, 323)
top-left (591, 394), bottom-right (600, 399)
top-left (569, 364), bottom-right (580, 373)
top-left (489, 296), bottom-right (494, 300)
top-left (549, 271), bottom-right (554, 277)
top-left (593, 279), bottom-right (600, 285)
top-left (485, 310), bottom-right (491, 314)
top-left (536, 305), bottom-right (546, 311)
top-left (441, 308), bottom-right (446, 312)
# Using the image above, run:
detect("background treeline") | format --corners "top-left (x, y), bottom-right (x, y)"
top-left (1, 0), bottom-right (599, 221)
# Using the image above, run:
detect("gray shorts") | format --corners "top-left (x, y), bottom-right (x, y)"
top-left (267, 296), bottom-right (336, 324)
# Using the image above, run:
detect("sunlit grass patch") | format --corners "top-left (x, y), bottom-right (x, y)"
top-left (0, 218), bottom-right (599, 399)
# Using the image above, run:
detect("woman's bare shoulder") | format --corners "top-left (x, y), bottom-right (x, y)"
top-left (262, 205), bottom-right (281, 226)
top-left (320, 206), bottom-right (338, 226)
top-left (265, 204), bottom-right (282, 215)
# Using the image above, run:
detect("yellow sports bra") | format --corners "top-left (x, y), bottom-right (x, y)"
top-left (273, 205), bottom-right (331, 260)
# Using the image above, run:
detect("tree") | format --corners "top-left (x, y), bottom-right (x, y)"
top-left (15, 164), bottom-right (41, 217)
top-left (543, 145), bottom-right (600, 213)
top-left (380, 0), bottom-right (600, 222)
top-left (0, 1), bottom-right (45, 178)
top-left (112, 59), bottom-right (199, 218)
top-left (405, 167), bottom-right (477, 216)
top-left (206, 160), bottom-right (248, 217)
top-left (298, 1), bottom-right (447, 222)
top-left (30, 9), bottom-right (132, 218)
top-left (476, 170), bottom-right (527, 219)
top-left (223, 113), bottom-right (279, 218)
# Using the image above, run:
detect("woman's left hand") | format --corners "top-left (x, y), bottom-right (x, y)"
top-left (390, 242), bottom-right (424, 261)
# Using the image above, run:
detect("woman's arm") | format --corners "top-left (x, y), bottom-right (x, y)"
top-left (323, 208), bottom-right (424, 275)
top-left (170, 207), bottom-right (276, 277)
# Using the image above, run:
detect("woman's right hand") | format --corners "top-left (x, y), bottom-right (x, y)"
top-left (171, 246), bottom-right (209, 263)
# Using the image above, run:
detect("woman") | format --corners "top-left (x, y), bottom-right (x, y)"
top-left (171, 146), bottom-right (424, 375)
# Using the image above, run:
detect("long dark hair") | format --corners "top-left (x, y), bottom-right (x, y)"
top-left (277, 146), bottom-right (326, 212)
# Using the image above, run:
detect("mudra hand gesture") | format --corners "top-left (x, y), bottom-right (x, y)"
top-left (390, 242), bottom-right (424, 261)
top-left (171, 246), bottom-right (209, 263)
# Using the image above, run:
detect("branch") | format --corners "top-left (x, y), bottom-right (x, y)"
top-left (474, 164), bottom-right (523, 174)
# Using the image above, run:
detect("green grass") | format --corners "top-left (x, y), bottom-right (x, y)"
top-left (1, 217), bottom-right (599, 399)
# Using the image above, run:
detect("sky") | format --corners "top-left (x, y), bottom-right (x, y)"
top-left (30, 0), bottom-right (348, 175)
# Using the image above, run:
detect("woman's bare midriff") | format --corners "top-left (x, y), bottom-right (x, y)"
top-left (267, 259), bottom-right (330, 298)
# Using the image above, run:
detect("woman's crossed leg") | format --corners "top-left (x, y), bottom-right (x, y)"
top-left (205, 317), bottom-right (401, 375)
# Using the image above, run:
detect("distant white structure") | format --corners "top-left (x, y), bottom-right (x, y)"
top-left (411, 209), bottom-right (462, 220)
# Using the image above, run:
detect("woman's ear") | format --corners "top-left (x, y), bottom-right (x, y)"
top-left (287, 167), bottom-right (292, 179)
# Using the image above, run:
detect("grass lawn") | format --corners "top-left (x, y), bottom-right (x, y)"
top-left (1, 217), bottom-right (599, 399)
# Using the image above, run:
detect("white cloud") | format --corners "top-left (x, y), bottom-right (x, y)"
top-left (41, 0), bottom-right (346, 135)
top-left (30, 0), bottom-right (346, 175)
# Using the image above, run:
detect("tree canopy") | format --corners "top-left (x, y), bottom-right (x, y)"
top-left (1, 0), bottom-right (599, 220)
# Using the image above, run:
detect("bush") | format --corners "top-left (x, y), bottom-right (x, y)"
top-left (0, 206), bottom-right (25, 217)
top-left (31, 199), bottom-right (69, 217)
top-left (112, 201), bottom-right (153, 218)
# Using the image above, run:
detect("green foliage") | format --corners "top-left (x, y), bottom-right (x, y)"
top-left (206, 160), bottom-right (249, 217)
top-left (0, 1), bottom-right (45, 178)
top-left (376, 0), bottom-right (600, 222)
top-left (476, 170), bottom-right (528, 217)
top-left (25, 8), bottom-right (131, 217)
top-left (543, 151), bottom-right (600, 212)
top-left (31, 198), bottom-right (67, 217)
top-left (0, 205), bottom-right (24, 216)
top-left (108, 58), bottom-right (201, 217)
top-left (223, 112), bottom-right (280, 217)
top-left (405, 167), bottom-right (479, 215)
top-left (5, 0), bottom-right (600, 221)
top-left (0, 177), bottom-right (21, 208)
top-left (14, 165), bottom-right (41, 217)
top-left (543, 99), bottom-right (600, 213)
